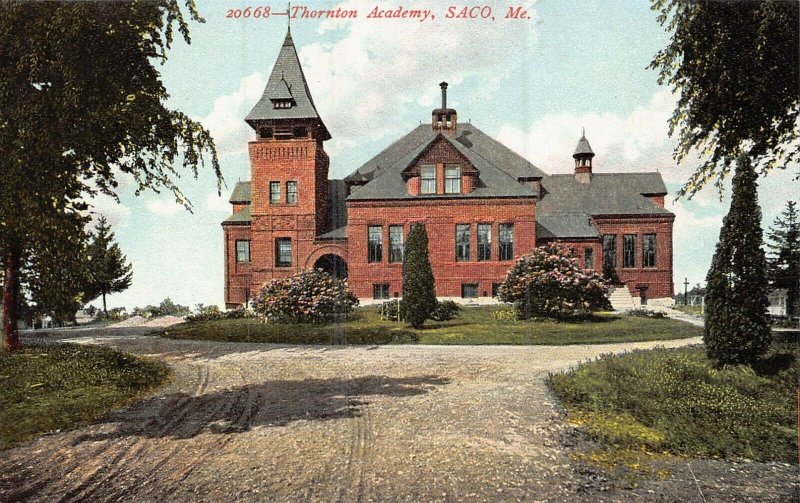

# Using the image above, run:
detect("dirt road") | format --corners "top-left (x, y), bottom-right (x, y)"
top-left (0, 331), bottom-right (795, 502)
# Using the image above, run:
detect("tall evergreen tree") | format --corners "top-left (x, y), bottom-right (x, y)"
top-left (704, 158), bottom-right (771, 365)
top-left (766, 201), bottom-right (800, 318)
top-left (401, 223), bottom-right (437, 329)
top-left (84, 216), bottom-right (133, 315)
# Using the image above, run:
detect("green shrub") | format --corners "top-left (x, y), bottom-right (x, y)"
top-left (186, 304), bottom-right (254, 323)
top-left (255, 269), bottom-right (358, 324)
top-left (498, 243), bottom-right (611, 320)
top-left (401, 223), bottom-right (437, 328)
top-left (625, 308), bottom-right (667, 319)
top-left (430, 300), bottom-right (462, 322)
top-left (376, 299), bottom-right (402, 320)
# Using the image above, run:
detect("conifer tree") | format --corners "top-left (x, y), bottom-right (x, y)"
top-left (704, 158), bottom-right (771, 365)
top-left (84, 216), bottom-right (133, 315)
top-left (766, 201), bottom-right (800, 318)
top-left (401, 223), bottom-right (437, 328)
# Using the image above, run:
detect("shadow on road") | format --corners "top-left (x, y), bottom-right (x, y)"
top-left (74, 375), bottom-right (450, 443)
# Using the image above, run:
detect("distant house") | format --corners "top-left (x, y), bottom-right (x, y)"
top-left (768, 289), bottom-right (799, 319)
top-left (222, 29), bottom-right (675, 308)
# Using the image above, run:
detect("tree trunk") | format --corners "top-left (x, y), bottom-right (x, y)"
top-left (102, 292), bottom-right (107, 315)
top-left (2, 242), bottom-right (21, 352)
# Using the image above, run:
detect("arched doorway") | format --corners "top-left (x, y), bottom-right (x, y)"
top-left (313, 254), bottom-right (348, 279)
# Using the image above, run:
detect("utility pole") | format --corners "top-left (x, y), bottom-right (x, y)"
top-left (684, 277), bottom-right (689, 306)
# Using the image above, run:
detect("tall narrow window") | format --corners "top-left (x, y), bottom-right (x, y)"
top-left (455, 224), bottom-right (471, 261)
top-left (368, 226), bottom-right (383, 263)
top-left (499, 223), bottom-right (514, 261)
top-left (420, 164), bottom-right (436, 194)
top-left (584, 247), bottom-right (594, 269)
top-left (623, 234), bottom-right (636, 268)
top-left (275, 238), bottom-right (292, 267)
top-left (389, 225), bottom-right (404, 263)
top-left (603, 234), bottom-right (617, 269)
top-left (477, 224), bottom-right (491, 261)
top-left (444, 165), bottom-right (461, 194)
top-left (235, 240), bottom-right (250, 263)
top-left (286, 181), bottom-right (298, 204)
top-left (269, 181), bottom-right (280, 204)
top-left (643, 234), bottom-right (657, 268)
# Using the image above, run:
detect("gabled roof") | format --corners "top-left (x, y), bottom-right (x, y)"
top-left (229, 181), bottom-right (251, 204)
top-left (245, 30), bottom-right (330, 139)
top-left (345, 124), bottom-right (545, 201)
top-left (539, 173), bottom-right (670, 217)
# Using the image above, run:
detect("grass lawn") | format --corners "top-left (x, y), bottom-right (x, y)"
top-left (162, 306), bottom-right (702, 345)
top-left (670, 304), bottom-right (704, 317)
top-left (0, 343), bottom-right (171, 450)
top-left (548, 335), bottom-right (798, 464)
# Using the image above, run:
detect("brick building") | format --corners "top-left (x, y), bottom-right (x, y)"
top-left (222, 30), bottom-right (674, 308)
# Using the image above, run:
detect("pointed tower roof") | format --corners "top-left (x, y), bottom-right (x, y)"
top-left (573, 129), bottom-right (595, 158)
top-left (245, 29), bottom-right (330, 139)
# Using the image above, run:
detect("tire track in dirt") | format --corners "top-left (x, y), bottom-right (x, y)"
top-left (55, 360), bottom-right (212, 502)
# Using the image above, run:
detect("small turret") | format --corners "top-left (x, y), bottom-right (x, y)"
top-left (573, 129), bottom-right (595, 183)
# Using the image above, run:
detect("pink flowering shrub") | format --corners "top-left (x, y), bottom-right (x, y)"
top-left (255, 269), bottom-right (359, 323)
top-left (498, 244), bottom-right (611, 319)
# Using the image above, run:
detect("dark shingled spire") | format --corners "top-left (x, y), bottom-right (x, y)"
top-left (245, 29), bottom-right (330, 139)
top-left (573, 128), bottom-right (595, 158)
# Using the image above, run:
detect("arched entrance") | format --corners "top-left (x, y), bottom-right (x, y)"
top-left (313, 254), bottom-right (348, 279)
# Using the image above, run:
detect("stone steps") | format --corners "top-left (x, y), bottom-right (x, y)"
top-left (608, 286), bottom-right (638, 311)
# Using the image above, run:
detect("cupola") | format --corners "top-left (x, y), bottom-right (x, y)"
top-left (432, 82), bottom-right (457, 135)
top-left (573, 129), bottom-right (595, 183)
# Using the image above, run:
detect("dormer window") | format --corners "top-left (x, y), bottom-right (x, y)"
top-left (420, 165), bottom-right (436, 194)
top-left (273, 99), bottom-right (293, 109)
top-left (444, 164), bottom-right (461, 194)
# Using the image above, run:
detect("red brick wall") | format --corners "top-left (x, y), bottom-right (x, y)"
top-left (346, 197), bottom-right (536, 299)
top-left (592, 215), bottom-right (675, 299)
top-left (223, 224), bottom-right (253, 307)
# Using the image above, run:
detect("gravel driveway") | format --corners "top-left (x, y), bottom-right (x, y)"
top-left (0, 330), bottom-right (796, 502)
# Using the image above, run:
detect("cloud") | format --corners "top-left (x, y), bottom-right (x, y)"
top-left (496, 89), bottom-right (689, 182)
top-left (145, 198), bottom-right (184, 216)
top-left (298, 0), bottom-right (540, 153)
top-left (206, 191), bottom-right (231, 213)
top-left (87, 194), bottom-right (133, 228)
top-left (197, 72), bottom-right (267, 158)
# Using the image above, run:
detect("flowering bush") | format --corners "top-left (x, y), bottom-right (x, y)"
top-left (498, 244), bottom-right (611, 319)
top-left (255, 269), bottom-right (359, 324)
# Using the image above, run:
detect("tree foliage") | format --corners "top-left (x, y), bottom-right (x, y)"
top-left (401, 224), bottom-right (437, 328)
top-left (84, 216), bottom-right (133, 315)
top-left (703, 158), bottom-right (771, 365)
top-left (498, 244), bottom-right (610, 320)
top-left (651, 0), bottom-right (799, 197)
top-left (0, 1), bottom-right (220, 350)
top-left (766, 201), bottom-right (800, 318)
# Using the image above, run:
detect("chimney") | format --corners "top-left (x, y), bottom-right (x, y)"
top-left (432, 81), bottom-right (457, 135)
top-left (573, 129), bottom-right (595, 183)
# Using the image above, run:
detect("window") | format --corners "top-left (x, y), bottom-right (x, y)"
top-left (643, 234), bottom-right (657, 268)
top-left (584, 247), bottom-right (594, 269)
top-left (292, 126), bottom-right (307, 138)
top-left (623, 234), bottom-right (636, 268)
top-left (461, 283), bottom-right (479, 298)
top-left (477, 224), bottom-right (491, 261)
top-left (275, 238), bottom-right (292, 267)
top-left (603, 235), bottom-right (617, 269)
top-left (367, 226), bottom-right (382, 263)
top-left (456, 224), bottom-right (471, 261)
top-left (258, 127), bottom-right (273, 139)
top-left (499, 223), bottom-right (514, 261)
top-left (420, 164), bottom-right (436, 194)
top-left (389, 225), bottom-right (404, 263)
top-left (269, 181), bottom-right (280, 204)
top-left (445, 165), bottom-right (461, 194)
top-left (235, 240), bottom-right (250, 263)
top-left (492, 283), bottom-right (502, 298)
top-left (286, 181), bottom-right (298, 204)
top-left (373, 284), bottom-right (390, 300)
